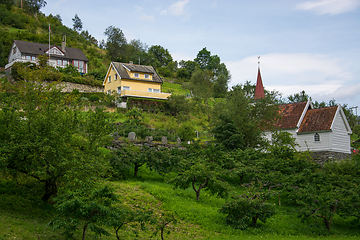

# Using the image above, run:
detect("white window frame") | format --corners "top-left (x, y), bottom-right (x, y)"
top-left (57, 59), bottom-right (62, 66)
top-left (108, 76), bottom-right (111, 83)
top-left (114, 74), bottom-right (118, 80)
top-left (107, 89), bottom-right (111, 95)
top-left (123, 86), bottom-right (130, 90)
top-left (148, 88), bottom-right (153, 92)
top-left (26, 55), bottom-right (31, 60)
top-left (134, 73), bottom-right (139, 78)
top-left (73, 60), bottom-right (78, 67)
top-left (144, 74), bottom-right (150, 79)
top-left (63, 60), bottom-right (68, 65)
top-left (153, 89), bottom-right (160, 93)
top-left (117, 86), bottom-right (121, 94)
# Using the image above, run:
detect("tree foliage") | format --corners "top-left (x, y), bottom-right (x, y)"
top-left (104, 25), bottom-right (127, 61)
top-left (0, 68), bottom-right (113, 201)
top-left (72, 14), bottom-right (82, 32)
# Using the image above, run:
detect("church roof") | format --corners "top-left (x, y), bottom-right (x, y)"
top-left (298, 106), bottom-right (337, 133)
top-left (274, 101), bottom-right (308, 129)
top-left (254, 68), bottom-right (265, 99)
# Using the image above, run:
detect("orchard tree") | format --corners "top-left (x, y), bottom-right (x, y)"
top-left (104, 25), bottom-right (127, 61)
top-left (0, 67), bottom-right (113, 201)
top-left (170, 145), bottom-right (231, 201)
top-left (72, 14), bottom-right (82, 32)
top-left (51, 185), bottom-right (119, 240)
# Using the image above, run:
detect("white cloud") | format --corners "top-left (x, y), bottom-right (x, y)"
top-left (295, 0), bottom-right (360, 15)
top-left (225, 53), bottom-right (353, 101)
top-left (140, 14), bottom-right (154, 21)
top-left (161, 0), bottom-right (190, 17)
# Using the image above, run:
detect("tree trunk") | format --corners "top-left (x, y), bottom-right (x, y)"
top-left (160, 227), bottom-right (164, 240)
top-left (42, 179), bottom-right (57, 202)
top-left (134, 164), bottom-right (139, 178)
top-left (324, 219), bottom-right (331, 231)
top-left (82, 223), bottom-right (88, 240)
top-left (252, 216), bottom-right (258, 225)
top-left (196, 191), bottom-right (201, 201)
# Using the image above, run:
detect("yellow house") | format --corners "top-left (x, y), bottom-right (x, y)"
top-left (103, 62), bottom-right (171, 107)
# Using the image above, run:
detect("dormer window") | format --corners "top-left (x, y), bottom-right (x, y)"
top-left (314, 133), bottom-right (320, 142)
top-left (144, 74), bottom-right (150, 79)
top-left (134, 73), bottom-right (139, 78)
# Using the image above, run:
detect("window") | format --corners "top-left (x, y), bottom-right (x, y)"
top-left (108, 76), bottom-right (111, 83)
top-left (107, 90), bottom-right (111, 95)
top-left (31, 56), bottom-right (36, 61)
top-left (63, 60), bottom-right (68, 65)
top-left (314, 133), bottom-right (320, 142)
top-left (123, 86), bottom-right (130, 90)
top-left (117, 86), bottom-right (121, 94)
top-left (144, 74), bottom-right (150, 79)
top-left (134, 73), bottom-right (139, 78)
top-left (79, 61), bottom-right (84, 72)
top-left (26, 56), bottom-right (31, 60)
top-left (148, 88), bottom-right (160, 93)
top-left (13, 47), bottom-right (17, 54)
top-left (114, 74), bottom-right (118, 80)
top-left (73, 60), bottom-right (79, 67)
top-left (57, 60), bottom-right (62, 66)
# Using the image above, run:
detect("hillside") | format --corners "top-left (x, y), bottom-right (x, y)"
top-left (0, 4), bottom-right (110, 79)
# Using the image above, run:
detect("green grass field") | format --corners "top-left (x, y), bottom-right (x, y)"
top-left (1, 167), bottom-right (359, 240)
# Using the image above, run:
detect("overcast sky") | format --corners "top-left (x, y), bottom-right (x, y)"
top-left (42, 0), bottom-right (360, 113)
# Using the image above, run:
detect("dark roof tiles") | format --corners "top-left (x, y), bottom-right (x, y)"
top-left (12, 40), bottom-right (88, 62)
top-left (112, 62), bottom-right (163, 83)
top-left (298, 106), bottom-right (337, 133)
top-left (274, 102), bottom-right (308, 129)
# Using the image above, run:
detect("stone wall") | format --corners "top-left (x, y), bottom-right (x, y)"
top-left (310, 151), bottom-right (351, 165)
top-left (54, 82), bottom-right (103, 93)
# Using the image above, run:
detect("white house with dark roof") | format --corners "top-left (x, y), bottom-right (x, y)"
top-left (256, 67), bottom-right (352, 156)
top-left (5, 39), bottom-right (89, 74)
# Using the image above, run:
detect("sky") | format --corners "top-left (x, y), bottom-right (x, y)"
top-left (42, 0), bottom-right (360, 113)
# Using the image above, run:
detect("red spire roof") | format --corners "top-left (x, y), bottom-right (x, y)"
top-left (254, 68), bottom-right (265, 99)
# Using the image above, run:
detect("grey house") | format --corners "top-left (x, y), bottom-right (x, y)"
top-left (5, 39), bottom-right (89, 75)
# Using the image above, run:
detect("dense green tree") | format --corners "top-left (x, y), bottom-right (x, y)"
top-left (104, 25), bottom-right (127, 61)
top-left (178, 60), bottom-right (199, 79)
top-left (0, 68), bottom-right (113, 201)
top-left (148, 45), bottom-right (173, 67)
top-left (287, 90), bottom-right (309, 103)
top-left (23, 0), bottom-right (46, 14)
top-left (72, 14), bottom-right (82, 32)
top-left (212, 84), bottom-right (279, 150)
top-left (194, 47), bottom-right (230, 97)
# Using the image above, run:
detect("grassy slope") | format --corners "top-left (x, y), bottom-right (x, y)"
top-left (1, 168), bottom-right (359, 240)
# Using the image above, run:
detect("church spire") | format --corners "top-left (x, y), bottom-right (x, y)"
top-left (254, 56), bottom-right (265, 99)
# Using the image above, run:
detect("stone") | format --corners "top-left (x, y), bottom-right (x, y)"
top-left (128, 132), bottom-right (136, 141)
top-left (161, 136), bottom-right (167, 144)
top-left (145, 136), bottom-right (153, 142)
top-left (112, 132), bottom-right (120, 140)
top-left (177, 137), bottom-right (181, 145)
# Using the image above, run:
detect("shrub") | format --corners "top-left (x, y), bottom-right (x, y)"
top-left (89, 94), bottom-right (100, 102)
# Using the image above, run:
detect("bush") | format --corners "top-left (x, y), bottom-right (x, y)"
top-left (178, 121), bottom-right (195, 141)
top-left (89, 94), bottom-right (100, 102)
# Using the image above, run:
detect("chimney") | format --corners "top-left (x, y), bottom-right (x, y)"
top-left (129, 61), bottom-right (133, 64)
top-left (61, 33), bottom-right (66, 52)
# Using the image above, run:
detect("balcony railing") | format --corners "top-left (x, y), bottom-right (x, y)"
top-left (119, 89), bottom-right (171, 99)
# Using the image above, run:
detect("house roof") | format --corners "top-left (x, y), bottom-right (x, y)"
top-left (111, 62), bottom-right (163, 83)
top-left (254, 68), bottom-right (265, 99)
top-left (274, 101), bottom-right (308, 129)
top-left (10, 40), bottom-right (88, 62)
top-left (298, 106), bottom-right (337, 133)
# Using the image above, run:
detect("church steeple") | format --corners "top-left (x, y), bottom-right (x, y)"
top-left (254, 56), bottom-right (265, 99)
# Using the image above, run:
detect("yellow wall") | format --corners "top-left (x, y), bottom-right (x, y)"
top-left (103, 64), bottom-right (162, 95)
top-left (126, 70), bottom-right (153, 81)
